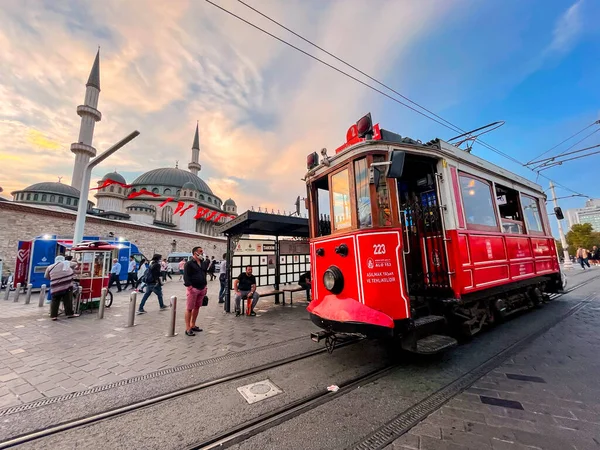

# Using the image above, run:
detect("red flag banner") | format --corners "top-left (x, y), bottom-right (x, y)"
top-left (90, 179), bottom-right (132, 190)
top-left (128, 189), bottom-right (161, 199)
top-left (159, 197), bottom-right (174, 208)
top-left (173, 201), bottom-right (185, 215)
top-left (179, 204), bottom-right (194, 216)
top-left (204, 210), bottom-right (218, 221)
top-left (194, 207), bottom-right (208, 219)
top-left (212, 212), bottom-right (226, 222)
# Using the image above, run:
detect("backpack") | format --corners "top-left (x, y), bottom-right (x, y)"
top-left (142, 263), bottom-right (156, 284)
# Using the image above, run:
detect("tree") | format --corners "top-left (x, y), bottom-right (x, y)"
top-left (555, 240), bottom-right (564, 255)
top-left (565, 223), bottom-right (600, 256)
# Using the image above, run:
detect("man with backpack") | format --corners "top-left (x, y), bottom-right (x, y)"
top-left (183, 246), bottom-right (209, 336)
top-left (137, 254), bottom-right (169, 314)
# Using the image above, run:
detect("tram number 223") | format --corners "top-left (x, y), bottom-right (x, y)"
top-left (373, 244), bottom-right (386, 255)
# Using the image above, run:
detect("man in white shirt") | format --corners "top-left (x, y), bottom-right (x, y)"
top-left (218, 253), bottom-right (227, 304)
top-left (108, 258), bottom-right (122, 292)
top-left (124, 256), bottom-right (137, 290)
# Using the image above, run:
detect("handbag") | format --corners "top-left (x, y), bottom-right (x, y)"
top-left (202, 295), bottom-right (209, 307)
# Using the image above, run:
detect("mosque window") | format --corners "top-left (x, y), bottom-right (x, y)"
top-left (33, 194), bottom-right (39, 201)
top-left (161, 206), bottom-right (173, 223)
top-left (118, 187), bottom-right (122, 194)
top-left (74, 199), bottom-right (78, 206)
top-left (131, 188), bottom-right (137, 193)
top-left (152, 188), bottom-right (159, 194)
top-left (58, 196), bottom-right (64, 204)
top-left (164, 188), bottom-right (171, 196)
top-left (26, 193), bottom-right (31, 200)
top-left (200, 195), bottom-right (205, 201)
top-left (208, 197), bottom-right (212, 203)
top-left (176, 190), bottom-right (180, 196)
top-left (214, 199), bottom-right (218, 205)
top-left (50, 195), bottom-right (55, 202)
top-left (110, 186), bottom-right (114, 192)
top-left (66, 198), bottom-right (72, 205)
top-left (41, 194), bottom-right (47, 202)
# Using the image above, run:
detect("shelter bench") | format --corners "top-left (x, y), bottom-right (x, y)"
top-left (282, 286), bottom-right (307, 304)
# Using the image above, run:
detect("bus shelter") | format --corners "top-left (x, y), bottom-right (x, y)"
top-left (215, 211), bottom-right (309, 313)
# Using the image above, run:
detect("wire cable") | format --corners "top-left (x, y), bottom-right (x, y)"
top-left (207, 0), bottom-right (588, 198)
top-left (526, 121), bottom-right (599, 164)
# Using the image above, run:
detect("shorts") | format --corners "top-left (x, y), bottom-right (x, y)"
top-left (179, 269), bottom-right (184, 275)
top-left (186, 286), bottom-right (207, 310)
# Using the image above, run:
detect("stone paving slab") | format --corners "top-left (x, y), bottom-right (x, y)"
top-left (0, 278), bottom-right (317, 408)
top-left (388, 281), bottom-right (600, 450)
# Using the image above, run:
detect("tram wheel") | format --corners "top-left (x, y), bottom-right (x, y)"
top-left (105, 291), bottom-right (113, 308)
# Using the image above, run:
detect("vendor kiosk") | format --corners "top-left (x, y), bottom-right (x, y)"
top-left (71, 242), bottom-right (115, 312)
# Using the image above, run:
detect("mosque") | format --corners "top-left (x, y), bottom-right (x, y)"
top-left (10, 50), bottom-right (237, 236)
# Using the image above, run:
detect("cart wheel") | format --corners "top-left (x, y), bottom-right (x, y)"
top-left (105, 291), bottom-right (113, 308)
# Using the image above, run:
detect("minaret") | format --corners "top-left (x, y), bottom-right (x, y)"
top-left (188, 122), bottom-right (201, 176)
top-left (70, 49), bottom-right (102, 189)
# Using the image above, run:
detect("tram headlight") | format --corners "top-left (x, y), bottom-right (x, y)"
top-left (323, 266), bottom-right (344, 294)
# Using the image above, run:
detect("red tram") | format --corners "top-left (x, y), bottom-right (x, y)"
top-left (305, 114), bottom-right (564, 354)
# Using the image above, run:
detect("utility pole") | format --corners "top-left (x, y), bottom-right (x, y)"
top-left (549, 181), bottom-right (572, 270)
top-left (73, 131), bottom-right (140, 245)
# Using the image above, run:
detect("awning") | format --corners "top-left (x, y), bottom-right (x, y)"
top-left (216, 211), bottom-right (309, 238)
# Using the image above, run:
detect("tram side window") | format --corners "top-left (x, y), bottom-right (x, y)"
top-left (354, 158), bottom-right (372, 228)
top-left (314, 177), bottom-right (332, 236)
top-left (496, 184), bottom-right (524, 234)
top-left (331, 169), bottom-right (352, 231)
top-left (521, 195), bottom-right (544, 233)
top-left (373, 155), bottom-right (392, 226)
top-left (459, 174), bottom-right (498, 230)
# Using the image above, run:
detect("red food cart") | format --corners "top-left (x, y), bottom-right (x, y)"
top-left (70, 242), bottom-right (115, 311)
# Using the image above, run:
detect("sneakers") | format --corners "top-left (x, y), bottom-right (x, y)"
top-left (185, 330), bottom-right (195, 336)
top-left (136, 309), bottom-right (147, 315)
top-left (249, 311), bottom-right (256, 316)
top-left (191, 326), bottom-right (203, 332)
top-left (235, 311), bottom-right (241, 317)
top-left (159, 306), bottom-right (169, 311)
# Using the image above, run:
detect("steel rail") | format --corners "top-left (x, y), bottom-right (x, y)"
top-left (0, 339), bottom-right (359, 449)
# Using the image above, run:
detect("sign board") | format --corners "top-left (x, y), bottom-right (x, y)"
top-left (14, 241), bottom-right (32, 286)
top-left (280, 240), bottom-right (310, 255)
top-left (234, 239), bottom-right (276, 255)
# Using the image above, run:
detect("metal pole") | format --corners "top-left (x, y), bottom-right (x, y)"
top-left (127, 291), bottom-right (137, 327)
top-left (550, 181), bottom-right (573, 270)
top-left (73, 286), bottom-right (82, 314)
top-left (38, 284), bottom-right (47, 307)
top-left (4, 284), bottom-right (10, 301)
top-left (225, 235), bottom-right (231, 313)
top-left (98, 288), bottom-right (107, 319)
top-left (73, 131), bottom-right (140, 245)
top-left (275, 235), bottom-right (281, 305)
top-left (13, 283), bottom-right (22, 302)
top-left (24, 284), bottom-right (33, 304)
top-left (166, 296), bottom-right (178, 337)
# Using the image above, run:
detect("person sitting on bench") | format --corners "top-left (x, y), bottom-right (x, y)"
top-left (298, 271), bottom-right (311, 301)
top-left (234, 265), bottom-right (259, 317)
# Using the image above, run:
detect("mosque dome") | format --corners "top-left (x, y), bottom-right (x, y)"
top-left (181, 181), bottom-right (197, 191)
top-left (21, 182), bottom-right (79, 196)
top-left (131, 168), bottom-right (214, 196)
top-left (101, 171), bottom-right (126, 184)
top-left (224, 198), bottom-right (236, 206)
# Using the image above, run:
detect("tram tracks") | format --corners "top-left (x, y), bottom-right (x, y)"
top-left (1, 275), bottom-right (596, 449)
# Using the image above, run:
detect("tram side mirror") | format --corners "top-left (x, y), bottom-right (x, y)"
top-left (554, 207), bottom-right (564, 220)
top-left (386, 150), bottom-right (406, 179)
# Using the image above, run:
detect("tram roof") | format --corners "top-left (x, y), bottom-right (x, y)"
top-left (308, 133), bottom-right (545, 195)
top-left (216, 210), bottom-right (309, 238)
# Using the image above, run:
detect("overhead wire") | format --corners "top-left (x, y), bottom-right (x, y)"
top-left (206, 0), bottom-right (589, 197)
top-left (526, 121), bottom-right (600, 164)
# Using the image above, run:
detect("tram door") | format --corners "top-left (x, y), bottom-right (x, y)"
top-left (397, 157), bottom-right (450, 303)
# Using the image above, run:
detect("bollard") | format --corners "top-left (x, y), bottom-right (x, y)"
top-left (98, 288), bottom-right (107, 319)
top-left (4, 284), bottom-right (10, 301)
top-left (38, 284), bottom-right (47, 307)
top-left (126, 291), bottom-right (137, 327)
top-left (24, 284), bottom-right (33, 304)
top-left (72, 286), bottom-right (82, 315)
top-left (13, 283), bottom-right (22, 302)
top-left (166, 296), bottom-right (178, 337)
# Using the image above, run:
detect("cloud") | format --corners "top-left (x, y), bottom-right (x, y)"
top-left (1, 0), bottom-right (454, 211)
top-left (548, 0), bottom-right (584, 53)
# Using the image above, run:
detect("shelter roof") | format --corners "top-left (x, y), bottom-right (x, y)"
top-left (216, 211), bottom-right (309, 238)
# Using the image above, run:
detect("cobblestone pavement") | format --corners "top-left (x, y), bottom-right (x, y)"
top-left (0, 278), bottom-right (315, 408)
top-left (389, 273), bottom-right (600, 450)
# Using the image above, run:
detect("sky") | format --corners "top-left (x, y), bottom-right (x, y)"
top-left (1, 0), bottom-right (599, 237)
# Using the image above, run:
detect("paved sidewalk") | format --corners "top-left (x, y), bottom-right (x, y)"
top-left (390, 282), bottom-right (600, 449)
top-left (0, 278), bottom-right (316, 409)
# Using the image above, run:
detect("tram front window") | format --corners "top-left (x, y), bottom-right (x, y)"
top-left (331, 169), bottom-right (352, 231)
top-left (354, 158), bottom-right (372, 228)
top-left (313, 177), bottom-right (332, 236)
top-left (373, 155), bottom-right (392, 226)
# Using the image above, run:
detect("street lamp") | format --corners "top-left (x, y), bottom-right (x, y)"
top-left (549, 181), bottom-right (573, 270)
top-left (73, 131), bottom-right (140, 245)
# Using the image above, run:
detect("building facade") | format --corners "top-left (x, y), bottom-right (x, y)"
top-left (566, 199), bottom-right (600, 231)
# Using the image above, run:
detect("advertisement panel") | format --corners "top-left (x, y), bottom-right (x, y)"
top-left (234, 240), bottom-right (276, 255)
top-left (14, 241), bottom-right (32, 286)
top-left (279, 240), bottom-right (310, 255)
